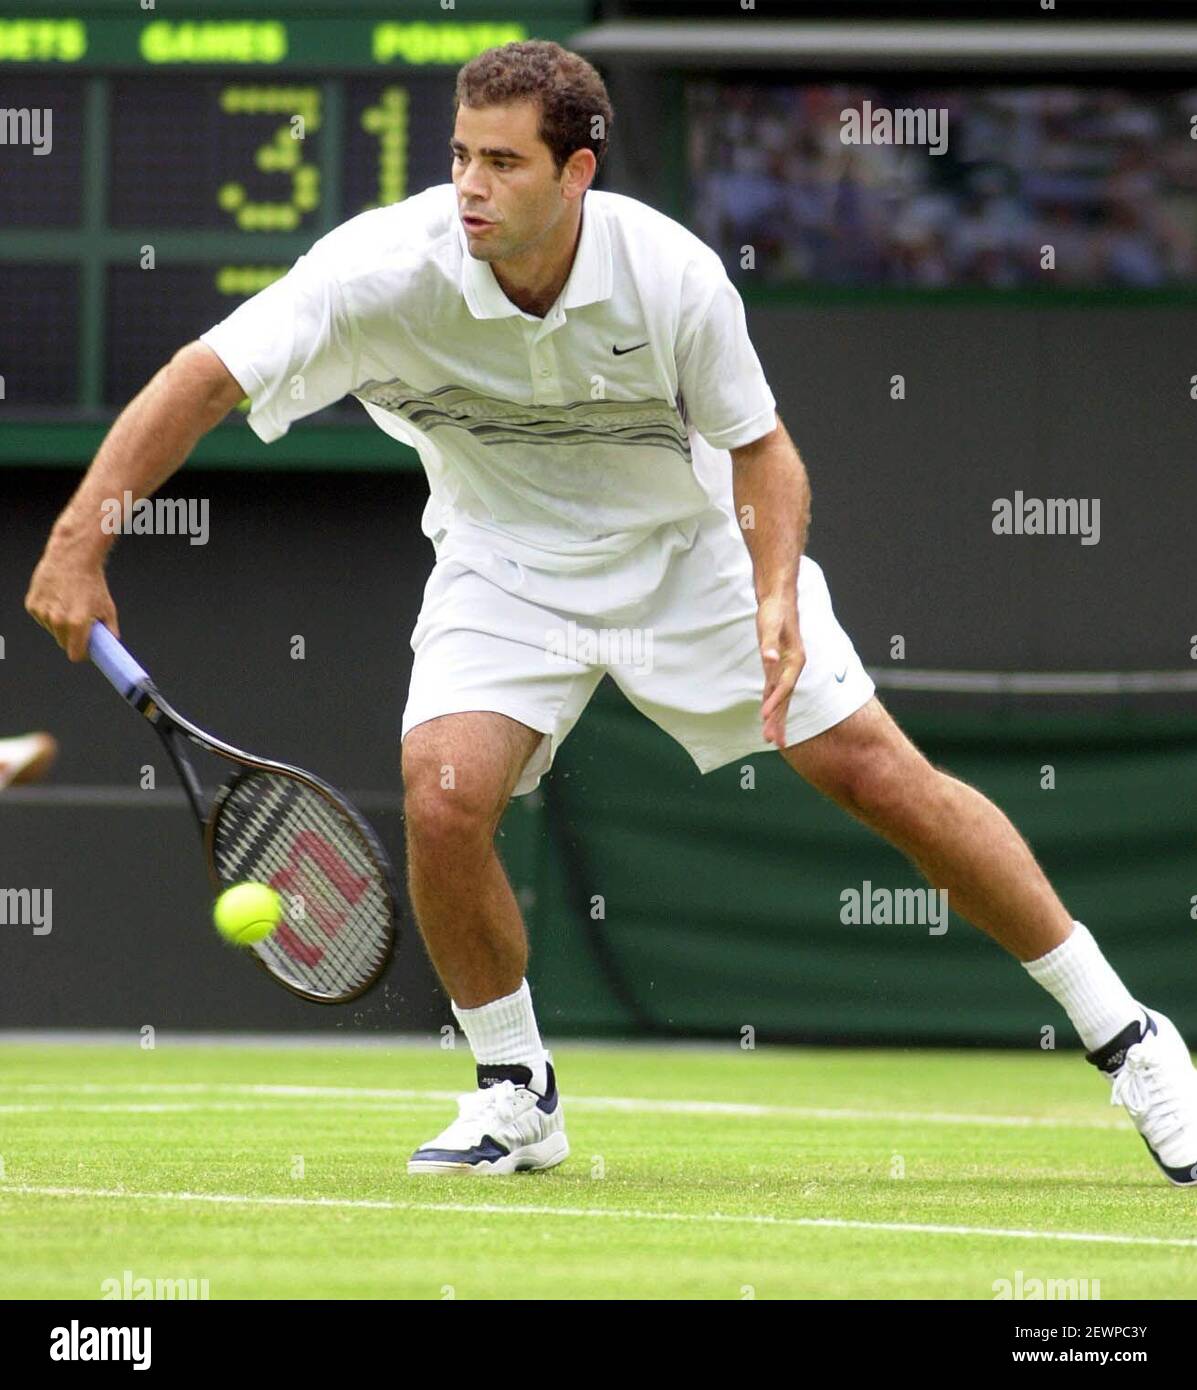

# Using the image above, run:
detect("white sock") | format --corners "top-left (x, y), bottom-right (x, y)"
top-left (451, 979), bottom-right (549, 1095)
top-left (1022, 921), bottom-right (1142, 1053)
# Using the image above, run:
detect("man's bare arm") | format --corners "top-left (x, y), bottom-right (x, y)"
top-left (26, 341), bottom-right (246, 660)
top-left (730, 413), bottom-right (810, 602)
top-left (730, 413), bottom-right (812, 749)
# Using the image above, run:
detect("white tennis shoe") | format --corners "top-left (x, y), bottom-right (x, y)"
top-left (407, 1062), bottom-right (568, 1176)
top-left (1089, 1008), bottom-right (1197, 1186)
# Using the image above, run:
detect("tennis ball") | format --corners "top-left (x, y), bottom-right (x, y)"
top-left (213, 882), bottom-right (282, 946)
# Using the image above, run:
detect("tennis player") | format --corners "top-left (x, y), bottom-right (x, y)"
top-left (27, 41), bottom-right (1197, 1183)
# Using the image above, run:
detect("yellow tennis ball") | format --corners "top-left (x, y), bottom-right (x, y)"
top-left (213, 882), bottom-right (282, 946)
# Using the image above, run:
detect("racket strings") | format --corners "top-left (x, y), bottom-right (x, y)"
top-left (210, 771), bottom-right (392, 999)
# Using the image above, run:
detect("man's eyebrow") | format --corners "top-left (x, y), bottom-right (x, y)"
top-left (449, 137), bottom-right (527, 160)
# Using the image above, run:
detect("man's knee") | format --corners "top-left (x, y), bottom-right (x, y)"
top-left (401, 736), bottom-right (505, 856)
top-left (827, 742), bottom-right (924, 821)
top-left (789, 706), bottom-right (935, 822)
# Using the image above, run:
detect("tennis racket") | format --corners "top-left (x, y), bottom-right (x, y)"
top-left (88, 620), bottom-right (398, 1004)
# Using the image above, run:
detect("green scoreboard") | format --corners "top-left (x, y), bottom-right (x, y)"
top-left (0, 0), bottom-right (589, 466)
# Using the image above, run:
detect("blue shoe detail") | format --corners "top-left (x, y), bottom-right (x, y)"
top-left (410, 1136), bottom-right (510, 1167)
top-left (1085, 1012), bottom-right (1155, 1074)
top-left (477, 1063), bottom-right (532, 1090)
top-left (1142, 1144), bottom-right (1197, 1186)
top-left (475, 1061), bottom-right (559, 1115)
top-left (537, 1063), bottom-right (558, 1115)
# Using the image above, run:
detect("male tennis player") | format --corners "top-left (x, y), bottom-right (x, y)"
top-left (27, 41), bottom-right (1197, 1183)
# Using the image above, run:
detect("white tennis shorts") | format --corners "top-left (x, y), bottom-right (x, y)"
top-left (401, 506), bottom-right (875, 796)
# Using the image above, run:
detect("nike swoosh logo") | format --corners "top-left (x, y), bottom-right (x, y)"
top-left (834, 668), bottom-right (848, 683)
top-left (612, 342), bottom-right (649, 356)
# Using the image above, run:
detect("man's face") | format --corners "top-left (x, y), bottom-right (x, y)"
top-left (451, 101), bottom-right (567, 262)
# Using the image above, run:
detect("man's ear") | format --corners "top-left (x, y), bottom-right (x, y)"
top-left (564, 148), bottom-right (597, 200)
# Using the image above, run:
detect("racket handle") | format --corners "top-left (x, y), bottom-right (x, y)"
top-left (88, 621), bottom-right (151, 701)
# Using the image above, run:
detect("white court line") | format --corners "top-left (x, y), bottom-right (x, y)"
top-left (0, 1030), bottom-right (756, 1053)
top-left (0, 1102), bottom-right (441, 1115)
top-left (0, 1082), bottom-right (1126, 1130)
top-left (0, 1183), bottom-right (1191, 1250)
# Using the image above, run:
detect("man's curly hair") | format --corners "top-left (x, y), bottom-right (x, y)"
top-left (455, 40), bottom-right (613, 177)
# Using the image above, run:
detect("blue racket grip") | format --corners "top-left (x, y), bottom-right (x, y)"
top-left (88, 621), bottom-right (151, 701)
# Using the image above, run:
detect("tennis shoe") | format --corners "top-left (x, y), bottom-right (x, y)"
top-left (407, 1061), bottom-right (568, 1175)
top-left (1088, 1008), bottom-right (1197, 1186)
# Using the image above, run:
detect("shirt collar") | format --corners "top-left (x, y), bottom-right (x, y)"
top-left (458, 194), bottom-right (612, 322)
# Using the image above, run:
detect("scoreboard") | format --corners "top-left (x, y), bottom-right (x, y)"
top-left (0, 0), bottom-right (588, 466)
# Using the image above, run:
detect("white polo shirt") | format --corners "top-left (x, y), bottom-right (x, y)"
top-left (200, 181), bottom-right (776, 608)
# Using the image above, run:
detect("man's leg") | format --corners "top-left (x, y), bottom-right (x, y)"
top-left (783, 695), bottom-right (1197, 1183)
top-left (403, 709), bottom-right (541, 1007)
top-left (781, 696), bottom-right (1073, 963)
top-left (402, 709), bottom-right (568, 1174)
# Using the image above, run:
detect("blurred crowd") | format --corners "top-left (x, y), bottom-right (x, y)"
top-left (688, 83), bottom-right (1197, 288)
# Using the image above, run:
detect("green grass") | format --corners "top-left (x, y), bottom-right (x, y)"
top-left (1, 1039), bottom-right (1196, 1300)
